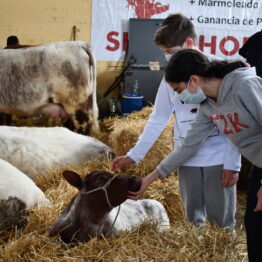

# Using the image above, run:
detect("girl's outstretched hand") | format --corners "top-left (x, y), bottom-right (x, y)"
top-left (128, 170), bottom-right (160, 200)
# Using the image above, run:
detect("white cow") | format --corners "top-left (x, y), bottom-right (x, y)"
top-left (0, 126), bottom-right (114, 179)
top-left (0, 159), bottom-right (50, 231)
top-left (0, 41), bottom-right (98, 134)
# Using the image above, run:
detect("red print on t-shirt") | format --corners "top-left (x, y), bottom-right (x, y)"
top-left (210, 112), bottom-right (250, 135)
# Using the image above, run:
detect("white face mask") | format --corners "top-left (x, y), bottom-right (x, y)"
top-left (164, 42), bottom-right (187, 62)
top-left (179, 81), bottom-right (207, 104)
top-left (165, 53), bottom-right (173, 62)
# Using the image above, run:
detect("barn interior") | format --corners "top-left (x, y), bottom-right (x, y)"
top-left (0, 1), bottom-right (253, 261)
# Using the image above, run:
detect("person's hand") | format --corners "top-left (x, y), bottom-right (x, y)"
top-left (221, 169), bottom-right (239, 187)
top-left (254, 186), bottom-right (262, 212)
top-left (127, 170), bottom-right (160, 200)
top-left (111, 155), bottom-right (135, 170)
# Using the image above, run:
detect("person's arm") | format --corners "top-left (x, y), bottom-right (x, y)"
top-left (239, 77), bottom-right (262, 125)
top-left (239, 76), bottom-right (262, 210)
top-left (156, 106), bottom-right (216, 177)
top-left (112, 79), bottom-right (174, 170)
top-left (128, 109), bottom-right (216, 200)
top-left (127, 79), bottom-right (175, 162)
top-left (232, 74), bottom-right (262, 210)
top-left (222, 75), bottom-right (262, 187)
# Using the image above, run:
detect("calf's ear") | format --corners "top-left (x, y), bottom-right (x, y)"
top-left (62, 170), bottom-right (83, 189)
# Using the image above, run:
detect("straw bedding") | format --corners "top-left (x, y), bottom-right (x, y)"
top-left (0, 107), bottom-right (248, 262)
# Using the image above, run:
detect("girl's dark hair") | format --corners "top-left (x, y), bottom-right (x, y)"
top-left (165, 49), bottom-right (246, 83)
top-left (154, 13), bottom-right (197, 48)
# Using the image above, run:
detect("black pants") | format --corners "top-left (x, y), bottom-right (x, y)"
top-left (245, 166), bottom-right (262, 262)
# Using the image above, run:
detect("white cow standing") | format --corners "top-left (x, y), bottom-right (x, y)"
top-left (0, 159), bottom-right (50, 231)
top-left (0, 126), bottom-right (114, 179)
top-left (0, 41), bottom-right (98, 134)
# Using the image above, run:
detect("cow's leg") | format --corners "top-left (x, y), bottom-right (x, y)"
top-left (63, 118), bottom-right (75, 131)
top-left (85, 92), bottom-right (99, 134)
top-left (92, 89), bottom-right (99, 133)
top-left (58, 92), bottom-right (99, 135)
top-left (58, 100), bottom-right (90, 135)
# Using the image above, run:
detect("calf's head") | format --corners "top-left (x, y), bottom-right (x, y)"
top-left (62, 170), bottom-right (141, 207)
top-left (49, 170), bottom-right (141, 242)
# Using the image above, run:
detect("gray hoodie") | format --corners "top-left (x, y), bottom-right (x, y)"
top-left (157, 67), bottom-right (262, 177)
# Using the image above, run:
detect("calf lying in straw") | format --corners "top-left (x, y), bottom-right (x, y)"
top-left (49, 170), bottom-right (170, 243)
top-left (0, 126), bottom-right (114, 180)
top-left (0, 159), bottom-right (50, 231)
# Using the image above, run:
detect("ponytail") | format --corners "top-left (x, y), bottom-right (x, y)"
top-left (205, 60), bottom-right (246, 78)
top-left (165, 48), bottom-right (246, 83)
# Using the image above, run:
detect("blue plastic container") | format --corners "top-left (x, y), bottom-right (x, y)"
top-left (121, 94), bottom-right (144, 115)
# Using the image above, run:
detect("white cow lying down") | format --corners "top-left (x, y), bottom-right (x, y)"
top-left (0, 126), bottom-right (114, 179)
top-left (0, 159), bottom-right (50, 231)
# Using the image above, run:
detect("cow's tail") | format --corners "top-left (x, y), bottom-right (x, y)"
top-left (83, 43), bottom-right (99, 134)
top-left (0, 197), bottom-right (29, 231)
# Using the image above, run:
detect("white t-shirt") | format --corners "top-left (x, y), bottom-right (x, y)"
top-left (127, 55), bottom-right (241, 170)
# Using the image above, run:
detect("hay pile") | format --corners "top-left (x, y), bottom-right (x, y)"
top-left (7, 115), bottom-right (64, 128)
top-left (0, 107), bottom-right (248, 262)
top-left (94, 107), bottom-right (175, 175)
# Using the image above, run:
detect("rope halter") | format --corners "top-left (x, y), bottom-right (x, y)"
top-left (80, 174), bottom-right (118, 209)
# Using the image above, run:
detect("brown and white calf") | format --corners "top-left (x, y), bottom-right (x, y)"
top-left (0, 41), bottom-right (98, 134)
top-left (0, 126), bottom-right (114, 180)
top-left (49, 170), bottom-right (170, 243)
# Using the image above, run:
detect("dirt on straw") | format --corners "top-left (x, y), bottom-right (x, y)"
top-left (0, 107), bottom-right (248, 262)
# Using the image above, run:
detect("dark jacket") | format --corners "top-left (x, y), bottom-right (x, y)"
top-left (239, 30), bottom-right (262, 77)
